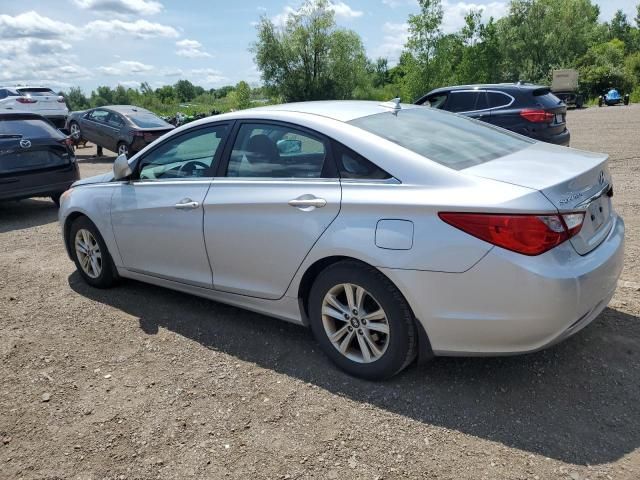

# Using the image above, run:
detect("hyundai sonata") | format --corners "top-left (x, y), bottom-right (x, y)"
top-left (59, 101), bottom-right (624, 379)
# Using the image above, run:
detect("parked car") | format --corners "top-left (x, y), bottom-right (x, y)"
top-left (66, 106), bottom-right (174, 157)
top-left (0, 86), bottom-right (69, 128)
top-left (416, 83), bottom-right (570, 146)
top-left (0, 111), bottom-right (78, 206)
top-left (59, 100), bottom-right (623, 380)
top-left (598, 88), bottom-right (630, 107)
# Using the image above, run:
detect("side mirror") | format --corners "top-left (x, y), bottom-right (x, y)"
top-left (113, 154), bottom-right (132, 180)
top-left (277, 139), bottom-right (302, 154)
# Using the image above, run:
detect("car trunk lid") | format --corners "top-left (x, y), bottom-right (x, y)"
top-left (463, 142), bottom-right (614, 255)
top-left (16, 88), bottom-right (67, 115)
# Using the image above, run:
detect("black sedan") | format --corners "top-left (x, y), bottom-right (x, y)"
top-left (66, 105), bottom-right (174, 157)
top-left (0, 111), bottom-right (79, 206)
top-left (415, 83), bottom-right (570, 146)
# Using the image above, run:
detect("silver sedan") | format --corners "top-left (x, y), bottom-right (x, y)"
top-left (58, 101), bottom-right (625, 379)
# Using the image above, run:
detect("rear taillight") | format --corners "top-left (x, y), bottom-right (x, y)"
top-left (438, 212), bottom-right (585, 256)
top-left (16, 97), bottom-right (37, 104)
top-left (520, 109), bottom-right (554, 123)
top-left (60, 137), bottom-right (74, 147)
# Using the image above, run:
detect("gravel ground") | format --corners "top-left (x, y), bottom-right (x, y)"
top-left (1, 106), bottom-right (639, 480)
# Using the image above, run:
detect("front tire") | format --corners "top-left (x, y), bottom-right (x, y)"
top-left (308, 261), bottom-right (417, 380)
top-left (69, 216), bottom-right (118, 288)
top-left (69, 121), bottom-right (82, 142)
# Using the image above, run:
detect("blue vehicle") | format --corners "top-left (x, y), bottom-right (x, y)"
top-left (599, 88), bottom-right (630, 107)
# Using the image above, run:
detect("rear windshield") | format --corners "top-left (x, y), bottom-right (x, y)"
top-left (0, 118), bottom-right (62, 138)
top-left (127, 113), bottom-right (170, 129)
top-left (17, 88), bottom-right (56, 96)
top-left (532, 89), bottom-right (563, 108)
top-left (349, 107), bottom-right (533, 170)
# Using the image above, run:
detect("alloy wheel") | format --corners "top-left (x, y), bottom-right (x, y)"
top-left (321, 283), bottom-right (390, 363)
top-left (75, 229), bottom-right (102, 279)
top-left (118, 144), bottom-right (129, 157)
top-left (70, 123), bottom-right (81, 140)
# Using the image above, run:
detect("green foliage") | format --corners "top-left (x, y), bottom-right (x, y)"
top-left (252, 0), bottom-right (369, 101)
top-left (578, 39), bottom-right (635, 97)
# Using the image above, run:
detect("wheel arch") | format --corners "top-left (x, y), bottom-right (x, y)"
top-left (63, 211), bottom-right (87, 259)
top-left (297, 255), bottom-right (433, 363)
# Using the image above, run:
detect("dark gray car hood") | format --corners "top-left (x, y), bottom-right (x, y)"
top-left (72, 171), bottom-right (114, 187)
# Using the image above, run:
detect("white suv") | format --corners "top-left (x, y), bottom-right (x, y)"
top-left (0, 86), bottom-right (69, 128)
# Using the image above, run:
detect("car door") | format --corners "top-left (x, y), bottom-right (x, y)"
top-left (104, 112), bottom-right (126, 152)
top-left (203, 121), bottom-right (341, 300)
top-left (82, 109), bottom-right (110, 145)
top-left (110, 123), bottom-right (230, 288)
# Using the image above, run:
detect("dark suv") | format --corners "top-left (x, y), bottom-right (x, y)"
top-left (0, 112), bottom-right (79, 206)
top-left (416, 84), bottom-right (570, 146)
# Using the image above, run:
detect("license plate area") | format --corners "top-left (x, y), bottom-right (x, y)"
top-left (587, 196), bottom-right (608, 232)
top-left (554, 113), bottom-right (565, 124)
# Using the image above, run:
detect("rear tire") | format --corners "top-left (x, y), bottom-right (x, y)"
top-left (308, 261), bottom-right (417, 380)
top-left (117, 142), bottom-right (130, 158)
top-left (69, 216), bottom-right (118, 289)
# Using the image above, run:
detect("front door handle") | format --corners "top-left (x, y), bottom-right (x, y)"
top-left (288, 195), bottom-right (327, 209)
top-left (175, 198), bottom-right (199, 210)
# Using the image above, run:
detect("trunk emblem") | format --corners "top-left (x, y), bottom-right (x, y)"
top-left (19, 139), bottom-right (32, 149)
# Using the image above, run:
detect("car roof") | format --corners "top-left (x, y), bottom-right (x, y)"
top-left (102, 105), bottom-right (152, 115)
top-left (242, 100), bottom-right (422, 122)
top-left (425, 83), bottom-right (547, 95)
top-left (0, 110), bottom-right (46, 120)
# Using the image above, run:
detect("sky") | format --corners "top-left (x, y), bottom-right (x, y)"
top-left (0, 0), bottom-right (638, 93)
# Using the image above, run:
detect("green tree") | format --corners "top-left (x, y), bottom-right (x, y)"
top-left (155, 85), bottom-right (175, 103)
top-left (577, 39), bottom-right (634, 97)
top-left (233, 81), bottom-right (252, 109)
top-left (252, 0), bottom-right (368, 101)
top-left (174, 79), bottom-right (197, 102)
top-left (65, 86), bottom-right (89, 111)
top-left (113, 85), bottom-right (129, 105)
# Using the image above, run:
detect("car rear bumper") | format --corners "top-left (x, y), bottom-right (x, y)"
top-left (532, 128), bottom-right (571, 146)
top-left (382, 214), bottom-right (625, 355)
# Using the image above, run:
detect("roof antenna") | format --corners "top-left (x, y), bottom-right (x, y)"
top-left (379, 97), bottom-right (401, 115)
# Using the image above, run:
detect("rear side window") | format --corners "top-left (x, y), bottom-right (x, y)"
top-left (334, 143), bottom-right (391, 180)
top-left (487, 92), bottom-right (513, 109)
top-left (446, 91), bottom-right (489, 112)
top-left (532, 90), bottom-right (563, 108)
top-left (226, 123), bottom-right (328, 178)
top-left (0, 118), bottom-right (61, 138)
top-left (349, 107), bottom-right (533, 170)
top-left (17, 88), bottom-right (56, 96)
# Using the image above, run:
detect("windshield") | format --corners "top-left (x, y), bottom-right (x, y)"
top-left (349, 107), bottom-right (533, 170)
top-left (0, 118), bottom-right (61, 138)
top-left (127, 113), bottom-right (171, 129)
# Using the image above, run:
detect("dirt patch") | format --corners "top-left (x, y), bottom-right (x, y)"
top-left (1, 107), bottom-right (639, 479)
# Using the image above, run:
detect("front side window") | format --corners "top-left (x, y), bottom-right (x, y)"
top-left (138, 125), bottom-right (228, 180)
top-left (88, 110), bottom-right (110, 123)
top-left (349, 107), bottom-right (533, 170)
top-left (226, 123), bottom-right (327, 178)
top-left (425, 94), bottom-right (448, 109)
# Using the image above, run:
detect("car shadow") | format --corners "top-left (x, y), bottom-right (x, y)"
top-left (69, 272), bottom-right (640, 466)
top-left (0, 198), bottom-right (59, 233)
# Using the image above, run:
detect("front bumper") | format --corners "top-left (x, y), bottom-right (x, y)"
top-left (382, 215), bottom-right (625, 355)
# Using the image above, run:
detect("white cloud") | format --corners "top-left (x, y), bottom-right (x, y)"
top-left (189, 68), bottom-right (229, 87)
top-left (0, 11), bottom-right (75, 39)
top-left (175, 39), bottom-right (211, 58)
top-left (272, 1), bottom-right (363, 25)
top-left (85, 18), bottom-right (179, 38)
top-left (372, 22), bottom-right (409, 63)
top-left (97, 60), bottom-right (154, 75)
top-left (441, 1), bottom-right (508, 33)
top-left (72, 0), bottom-right (163, 15)
top-left (117, 80), bottom-right (145, 88)
top-left (381, 0), bottom-right (414, 7)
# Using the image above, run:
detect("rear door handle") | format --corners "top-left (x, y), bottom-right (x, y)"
top-left (175, 198), bottom-right (199, 210)
top-left (288, 195), bottom-right (327, 209)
